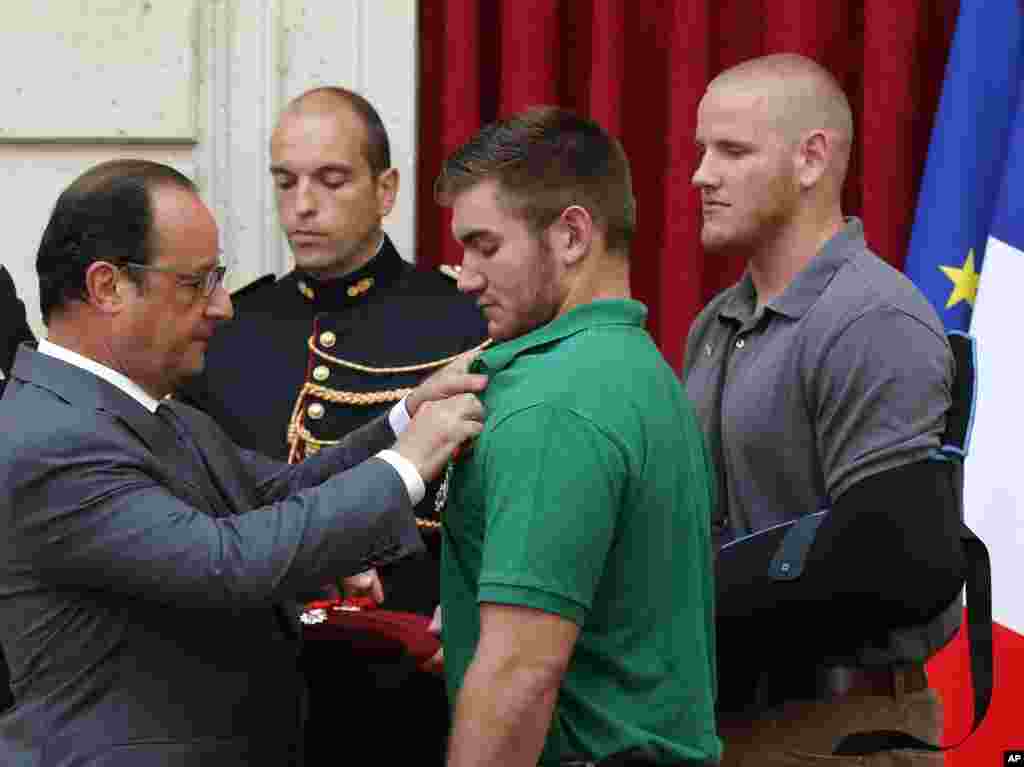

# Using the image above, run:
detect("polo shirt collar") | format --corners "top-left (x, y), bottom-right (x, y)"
top-left (718, 217), bottom-right (866, 323)
top-left (474, 299), bottom-right (647, 375)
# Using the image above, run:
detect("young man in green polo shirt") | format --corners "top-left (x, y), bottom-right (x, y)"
top-left (433, 107), bottom-right (721, 767)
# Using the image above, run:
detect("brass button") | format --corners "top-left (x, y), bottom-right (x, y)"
top-left (298, 280), bottom-right (314, 300)
top-left (319, 331), bottom-right (336, 348)
top-left (312, 365), bottom-right (330, 382)
top-left (346, 285), bottom-right (359, 297)
top-left (307, 402), bottom-right (325, 420)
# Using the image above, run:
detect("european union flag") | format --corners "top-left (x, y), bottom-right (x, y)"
top-left (903, 0), bottom-right (1024, 332)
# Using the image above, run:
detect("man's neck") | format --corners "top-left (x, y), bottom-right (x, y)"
top-left (748, 213), bottom-right (845, 311)
top-left (555, 253), bottom-right (631, 318)
top-left (46, 321), bottom-right (170, 402)
top-left (302, 230), bottom-right (384, 282)
top-left (39, 335), bottom-right (165, 412)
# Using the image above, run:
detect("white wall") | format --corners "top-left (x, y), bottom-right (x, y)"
top-left (0, 0), bottom-right (418, 340)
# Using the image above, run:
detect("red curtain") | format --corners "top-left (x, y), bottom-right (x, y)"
top-left (417, 0), bottom-right (959, 372)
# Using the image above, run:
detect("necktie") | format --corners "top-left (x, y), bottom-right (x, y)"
top-left (155, 402), bottom-right (230, 514)
top-left (157, 404), bottom-right (301, 642)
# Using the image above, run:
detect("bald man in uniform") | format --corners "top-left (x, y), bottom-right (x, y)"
top-left (684, 54), bottom-right (965, 765)
top-left (181, 88), bottom-right (487, 765)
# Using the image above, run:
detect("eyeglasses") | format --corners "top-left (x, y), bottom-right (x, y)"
top-left (119, 262), bottom-right (228, 298)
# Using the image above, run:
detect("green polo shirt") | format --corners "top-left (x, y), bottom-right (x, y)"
top-left (441, 299), bottom-right (721, 765)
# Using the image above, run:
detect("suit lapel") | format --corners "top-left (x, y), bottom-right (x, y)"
top-left (13, 348), bottom-right (302, 639)
top-left (157, 401), bottom-right (239, 518)
top-left (11, 348), bottom-right (214, 512)
top-left (116, 405), bottom-right (224, 515)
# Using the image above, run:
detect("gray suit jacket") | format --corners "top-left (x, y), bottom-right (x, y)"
top-left (0, 347), bottom-right (423, 766)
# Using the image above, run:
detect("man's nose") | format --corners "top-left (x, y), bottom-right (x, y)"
top-left (294, 179), bottom-right (316, 217)
top-left (456, 260), bottom-right (486, 294)
top-left (205, 284), bottom-right (234, 321)
top-left (691, 151), bottom-right (717, 189)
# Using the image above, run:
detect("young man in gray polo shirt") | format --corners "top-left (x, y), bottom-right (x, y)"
top-left (684, 53), bottom-right (966, 766)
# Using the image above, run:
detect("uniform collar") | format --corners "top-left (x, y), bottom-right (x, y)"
top-left (719, 217), bottom-right (866, 323)
top-left (473, 299), bottom-right (647, 375)
top-left (292, 233), bottom-right (405, 309)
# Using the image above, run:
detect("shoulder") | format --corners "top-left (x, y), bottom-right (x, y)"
top-left (0, 388), bottom-right (129, 469)
top-left (821, 248), bottom-right (946, 338)
top-left (394, 263), bottom-right (473, 303)
top-left (379, 264), bottom-right (488, 336)
top-left (482, 402), bottom-right (626, 465)
top-left (807, 252), bottom-right (952, 379)
top-left (206, 273), bottom-right (306, 345)
top-left (0, 265), bottom-right (15, 294)
top-left (229, 273), bottom-right (279, 307)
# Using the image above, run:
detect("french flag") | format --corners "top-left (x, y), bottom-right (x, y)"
top-left (903, 0), bottom-right (1024, 762)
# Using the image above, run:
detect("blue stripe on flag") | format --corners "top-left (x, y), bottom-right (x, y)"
top-left (903, 0), bottom-right (1024, 332)
top-left (990, 97), bottom-right (1024, 249)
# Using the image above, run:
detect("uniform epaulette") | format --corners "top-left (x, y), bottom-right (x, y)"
top-left (438, 264), bottom-right (462, 281)
top-left (231, 274), bottom-right (276, 300)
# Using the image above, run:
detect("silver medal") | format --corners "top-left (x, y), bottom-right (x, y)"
top-left (435, 461), bottom-right (453, 514)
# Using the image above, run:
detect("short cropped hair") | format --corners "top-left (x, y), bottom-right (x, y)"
top-left (289, 86), bottom-right (391, 176)
top-left (36, 159), bottom-right (197, 323)
top-left (435, 106), bottom-right (636, 255)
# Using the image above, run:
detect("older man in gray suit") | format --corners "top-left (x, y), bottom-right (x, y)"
top-left (0, 159), bottom-right (486, 766)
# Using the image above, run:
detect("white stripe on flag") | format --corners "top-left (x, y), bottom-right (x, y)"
top-left (964, 235), bottom-right (1024, 634)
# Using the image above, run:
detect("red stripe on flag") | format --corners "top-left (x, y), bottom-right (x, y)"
top-left (926, 609), bottom-right (1024, 764)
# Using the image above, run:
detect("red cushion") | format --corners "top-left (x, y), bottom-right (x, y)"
top-left (300, 599), bottom-right (440, 664)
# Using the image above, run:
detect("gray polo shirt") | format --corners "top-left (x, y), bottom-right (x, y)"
top-left (684, 218), bottom-right (952, 542)
top-left (684, 218), bottom-right (957, 663)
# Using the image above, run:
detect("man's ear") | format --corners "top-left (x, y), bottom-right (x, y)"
top-left (797, 130), bottom-right (829, 190)
top-left (555, 205), bottom-right (594, 267)
top-left (376, 167), bottom-right (399, 218)
top-left (84, 261), bottom-right (126, 314)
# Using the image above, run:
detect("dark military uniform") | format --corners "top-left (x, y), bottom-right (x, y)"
top-left (180, 235), bottom-right (488, 765)
top-left (1, 265), bottom-right (35, 393)
top-left (1, 265), bottom-right (34, 712)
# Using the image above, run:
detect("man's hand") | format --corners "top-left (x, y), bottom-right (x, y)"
top-left (394, 393), bottom-right (485, 482)
top-left (342, 569), bottom-right (385, 604)
top-left (419, 604), bottom-right (444, 675)
top-left (405, 351), bottom-right (487, 418)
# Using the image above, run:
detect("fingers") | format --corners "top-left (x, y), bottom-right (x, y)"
top-left (394, 392), bottom-right (487, 480)
top-left (428, 604), bottom-right (442, 634)
top-left (443, 395), bottom-right (485, 446)
top-left (370, 573), bottom-right (385, 603)
top-left (342, 569), bottom-right (384, 603)
top-left (427, 372), bottom-right (488, 403)
top-left (418, 648), bottom-right (444, 675)
top-left (407, 362), bottom-right (488, 417)
top-left (448, 391), bottom-right (486, 422)
top-left (446, 348), bottom-right (483, 375)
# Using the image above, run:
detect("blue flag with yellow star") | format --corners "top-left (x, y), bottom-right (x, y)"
top-left (904, 3), bottom-right (1024, 764)
top-left (903, 0), bottom-right (1024, 332)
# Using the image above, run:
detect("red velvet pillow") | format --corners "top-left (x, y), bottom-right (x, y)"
top-left (300, 598), bottom-right (440, 664)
